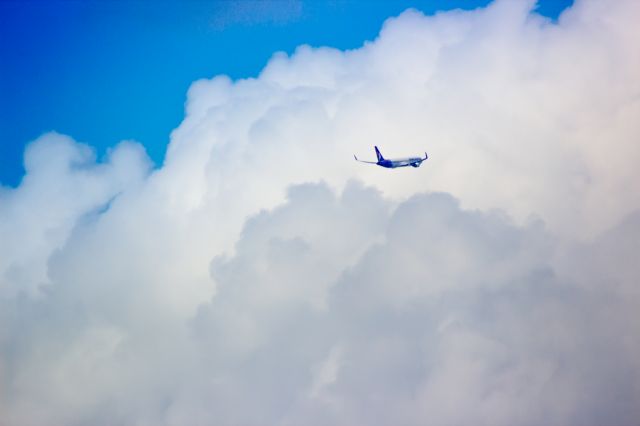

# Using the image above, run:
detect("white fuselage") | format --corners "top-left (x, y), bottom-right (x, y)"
top-left (379, 157), bottom-right (425, 168)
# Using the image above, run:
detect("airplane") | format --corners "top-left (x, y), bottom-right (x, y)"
top-left (354, 146), bottom-right (428, 168)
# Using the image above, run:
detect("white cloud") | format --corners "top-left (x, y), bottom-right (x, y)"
top-left (1, 0), bottom-right (640, 424)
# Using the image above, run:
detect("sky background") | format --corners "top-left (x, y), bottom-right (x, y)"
top-left (1, 0), bottom-right (572, 186)
top-left (3, 1), bottom-right (640, 425)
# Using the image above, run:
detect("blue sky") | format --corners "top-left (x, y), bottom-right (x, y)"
top-left (0, 0), bottom-right (572, 186)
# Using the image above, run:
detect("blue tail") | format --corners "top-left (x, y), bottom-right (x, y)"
top-left (374, 146), bottom-right (384, 162)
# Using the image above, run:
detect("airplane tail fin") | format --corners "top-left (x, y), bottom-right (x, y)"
top-left (374, 146), bottom-right (384, 162)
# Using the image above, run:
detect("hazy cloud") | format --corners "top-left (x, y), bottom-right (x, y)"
top-left (209, 0), bottom-right (303, 31)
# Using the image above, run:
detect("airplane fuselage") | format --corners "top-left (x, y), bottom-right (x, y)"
top-left (378, 157), bottom-right (425, 168)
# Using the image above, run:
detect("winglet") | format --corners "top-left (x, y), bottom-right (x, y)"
top-left (424, 152), bottom-right (429, 160)
top-left (354, 154), bottom-right (358, 161)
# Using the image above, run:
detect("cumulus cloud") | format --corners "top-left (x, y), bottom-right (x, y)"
top-left (1, 0), bottom-right (639, 424)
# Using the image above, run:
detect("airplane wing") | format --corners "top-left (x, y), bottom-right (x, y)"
top-left (354, 155), bottom-right (378, 164)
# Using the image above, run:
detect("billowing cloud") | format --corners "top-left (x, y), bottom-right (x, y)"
top-left (1, 0), bottom-right (639, 424)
